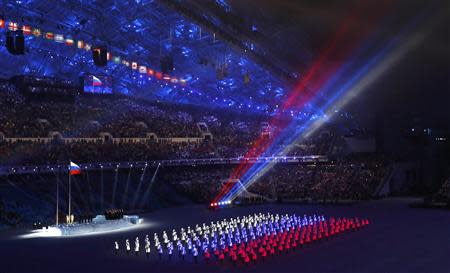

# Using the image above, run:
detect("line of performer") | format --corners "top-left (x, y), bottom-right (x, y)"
top-left (113, 212), bottom-right (370, 265)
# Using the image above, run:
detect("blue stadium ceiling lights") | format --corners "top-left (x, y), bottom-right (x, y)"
top-left (0, 0), bottom-right (289, 115)
top-left (215, 0), bottom-right (232, 12)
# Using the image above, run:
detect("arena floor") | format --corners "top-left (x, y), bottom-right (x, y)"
top-left (0, 198), bottom-right (449, 273)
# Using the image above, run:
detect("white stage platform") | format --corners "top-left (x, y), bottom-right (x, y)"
top-left (25, 215), bottom-right (143, 238)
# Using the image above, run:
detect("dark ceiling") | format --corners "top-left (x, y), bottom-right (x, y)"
top-left (221, 0), bottom-right (450, 122)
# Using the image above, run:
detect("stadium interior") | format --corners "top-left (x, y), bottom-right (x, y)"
top-left (0, 0), bottom-right (449, 272)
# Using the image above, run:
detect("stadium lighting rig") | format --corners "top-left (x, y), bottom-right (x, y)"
top-left (210, 200), bottom-right (232, 208)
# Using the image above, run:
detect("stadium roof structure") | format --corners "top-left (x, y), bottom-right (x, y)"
top-left (0, 0), bottom-right (315, 115)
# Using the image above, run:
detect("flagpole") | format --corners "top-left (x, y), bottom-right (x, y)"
top-left (68, 166), bottom-right (71, 224)
top-left (56, 175), bottom-right (59, 226)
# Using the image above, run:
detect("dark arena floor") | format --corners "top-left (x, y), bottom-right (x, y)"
top-left (1, 198), bottom-right (449, 273)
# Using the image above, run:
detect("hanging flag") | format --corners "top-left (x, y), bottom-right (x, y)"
top-left (107, 52), bottom-right (112, 61)
top-left (163, 75), bottom-right (171, 81)
top-left (22, 25), bottom-right (32, 35)
top-left (155, 72), bottom-right (163, 79)
top-left (147, 69), bottom-right (154, 76)
top-left (77, 40), bottom-right (85, 49)
top-left (0, 19), bottom-right (5, 29)
top-left (113, 56), bottom-right (121, 64)
top-left (139, 66), bottom-right (147, 74)
top-left (32, 28), bottom-right (41, 37)
top-left (45, 32), bottom-right (54, 40)
top-left (54, 34), bottom-right (64, 43)
top-left (8, 22), bottom-right (18, 31)
top-left (92, 76), bottom-right (103, 87)
top-left (65, 37), bottom-right (74, 46)
top-left (180, 79), bottom-right (187, 85)
top-left (84, 43), bottom-right (91, 51)
top-left (131, 62), bottom-right (138, 70)
top-left (171, 77), bottom-right (178, 84)
top-left (69, 162), bottom-right (81, 175)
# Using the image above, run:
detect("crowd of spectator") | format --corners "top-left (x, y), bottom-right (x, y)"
top-left (0, 198), bottom-right (23, 228)
top-left (0, 84), bottom-right (200, 139)
top-left (0, 141), bottom-right (218, 166)
top-left (433, 177), bottom-right (450, 203)
top-left (164, 159), bottom-right (387, 204)
top-left (14, 75), bottom-right (80, 96)
top-left (0, 77), bottom-right (333, 166)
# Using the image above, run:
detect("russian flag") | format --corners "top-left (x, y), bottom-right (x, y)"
top-left (69, 161), bottom-right (81, 175)
top-left (92, 76), bottom-right (103, 87)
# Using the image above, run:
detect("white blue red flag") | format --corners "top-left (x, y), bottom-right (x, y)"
top-left (92, 76), bottom-right (103, 87)
top-left (69, 161), bottom-right (81, 175)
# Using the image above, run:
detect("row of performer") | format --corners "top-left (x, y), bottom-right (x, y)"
top-left (113, 212), bottom-right (370, 264)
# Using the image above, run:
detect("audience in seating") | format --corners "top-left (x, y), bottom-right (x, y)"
top-left (165, 158), bottom-right (387, 203)
top-left (433, 177), bottom-right (450, 203)
top-left (0, 77), bottom-right (335, 166)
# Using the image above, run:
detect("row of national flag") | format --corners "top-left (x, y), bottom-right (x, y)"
top-left (0, 18), bottom-right (186, 85)
top-left (2, 20), bottom-right (82, 48)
